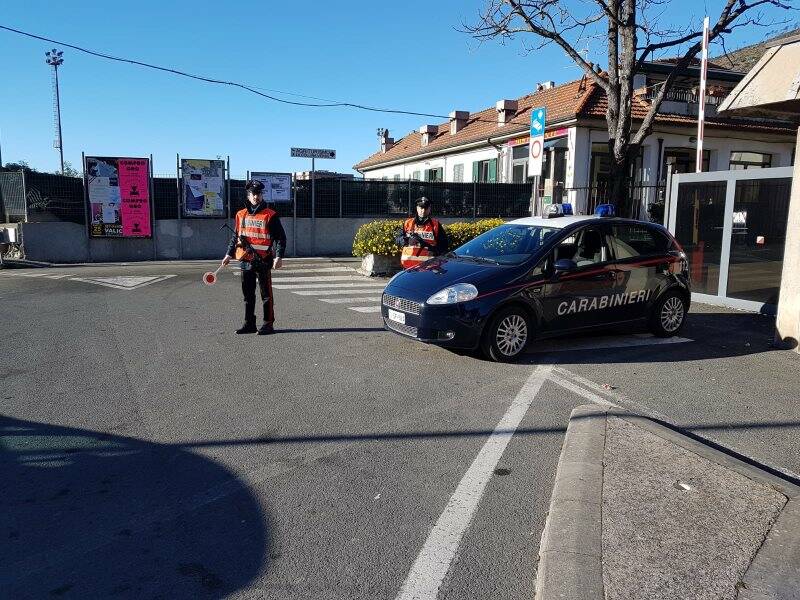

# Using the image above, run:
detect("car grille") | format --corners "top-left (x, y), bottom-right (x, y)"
top-left (382, 293), bottom-right (421, 315)
top-left (384, 318), bottom-right (418, 338)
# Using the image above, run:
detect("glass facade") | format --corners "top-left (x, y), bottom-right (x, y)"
top-left (674, 182), bottom-right (727, 295)
top-left (726, 178), bottom-right (792, 304)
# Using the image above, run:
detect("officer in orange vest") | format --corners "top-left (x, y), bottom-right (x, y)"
top-left (397, 197), bottom-right (448, 268)
top-left (221, 180), bottom-right (287, 334)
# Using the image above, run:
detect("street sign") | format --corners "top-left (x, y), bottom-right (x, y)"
top-left (529, 107), bottom-right (546, 177)
top-left (291, 147), bottom-right (336, 159)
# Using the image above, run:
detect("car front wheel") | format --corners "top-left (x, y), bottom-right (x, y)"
top-left (649, 291), bottom-right (687, 337)
top-left (481, 307), bottom-right (531, 362)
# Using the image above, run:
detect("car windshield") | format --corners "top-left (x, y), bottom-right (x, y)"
top-left (453, 224), bottom-right (561, 265)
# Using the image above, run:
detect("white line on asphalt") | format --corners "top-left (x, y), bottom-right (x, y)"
top-left (272, 282), bottom-right (386, 290)
top-left (273, 267), bottom-right (357, 274)
top-left (18, 272), bottom-right (49, 277)
top-left (270, 275), bottom-right (375, 283)
top-left (319, 296), bottom-right (383, 304)
top-left (396, 364), bottom-right (553, 600)
top-left (348, 305), bottom-right (382, 313)
top-left (45, 274), bottom-right (73, 279)
top-left (292, 288), bottom-right (388, 296)
top-left (527, 333), bottom-right (692, 353)
top-left (549, 374), bottom-right (618, 408)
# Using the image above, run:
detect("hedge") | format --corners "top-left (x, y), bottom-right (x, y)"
top-left (352, 218), bottom-right (506, 258)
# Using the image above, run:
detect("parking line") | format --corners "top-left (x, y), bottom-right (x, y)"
top-left (292, 288), bottom-right (387, 296)
top-left (320, 296), bottom-right (383, 304)
top-left (527, 333), bottom-right (692, 353)
top-left (396, 364), bottom-right (553, 600)
top-left (273, 282), bottom-right (386, 290)
top-left (348, 306), bottom-right (382, 313)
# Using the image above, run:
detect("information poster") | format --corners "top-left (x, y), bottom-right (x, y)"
top-left (182, 159), bottom-right (226, 217)
top-left (250, 172), bottom-right (292, 203)
top-left (86, 156), bottom-right (152, 238)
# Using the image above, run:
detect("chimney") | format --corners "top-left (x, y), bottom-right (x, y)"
top-left (536, 81), bottom-right (556, 91)
top-left (449, 110), bottom-right (469, 135)
top-left (496, 99), bottom-right (518, 126)
top-left (378, 128), bottom-right (394, 153)
top-left (419, 124), bottom-right (437, 146)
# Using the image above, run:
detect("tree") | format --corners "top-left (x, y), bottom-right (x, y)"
top-left (61, 161), bottom-right (80, 178)
top-left (1, 160), bottom-right (37, 173)
top-left (467, 0), bottom-right (791, 214)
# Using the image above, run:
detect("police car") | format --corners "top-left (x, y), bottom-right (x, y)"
top-left (381, 204), bottom-right (690, 362)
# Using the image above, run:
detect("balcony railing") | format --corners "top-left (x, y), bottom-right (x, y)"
top-left (642, 87), bottom-right (728, 106)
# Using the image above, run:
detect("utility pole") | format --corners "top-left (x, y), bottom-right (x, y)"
top-left (45, 48), bottom-right (65, 174)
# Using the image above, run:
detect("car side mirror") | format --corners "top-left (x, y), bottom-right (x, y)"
top-left (554, 258), bottom-right (578, 273)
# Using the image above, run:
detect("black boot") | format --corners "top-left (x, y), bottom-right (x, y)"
top-left (257, 323), bottom-right (274, 335)
top-left (236, 321), bottom-right (257, 334)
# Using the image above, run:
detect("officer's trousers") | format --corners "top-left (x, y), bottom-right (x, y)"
top-left (240, 261), bottom-right (274, 325)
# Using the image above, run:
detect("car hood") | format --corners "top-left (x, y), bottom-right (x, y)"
top-left (385, 256), bottom-right (519, 302)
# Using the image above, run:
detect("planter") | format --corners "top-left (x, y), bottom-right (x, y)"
top-left (358, 253), bottom-right (402, 277)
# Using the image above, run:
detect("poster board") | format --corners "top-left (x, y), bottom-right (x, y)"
top-left (86, 156), bottom-right (152, 238)
top-left (181, 158), bottom-right (226, 217)
top-left (250, 172), bottom-right (292, 203)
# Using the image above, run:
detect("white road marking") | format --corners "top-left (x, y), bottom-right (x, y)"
top-left (549, 374), bottom-right (618, 408)
top-left (396, 364), bottom-right (553, 600)
top-left (292, 288), bottom-right (388, 296)
top-left (274, 267), bottom-right (356, 274)
top-left (527, 333), bottom-right (692, 353)
top-left (18, 272), bottom-right (49, 277)
top-left (273, 282), bottom-right (385, 290)
top-left (69, 275), bottom-right (177, 290)
top-left (45, 274), bottom-right (73, 279)
top-left (270, 275), bottom-right (376, 283)
top-left (320, 296), bottom-right (383, 304)
top-left (348, 305), bottom-right (382, 313)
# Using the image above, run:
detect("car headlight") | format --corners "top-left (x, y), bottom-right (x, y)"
top-left (426, 283), bottom-right (479, 305)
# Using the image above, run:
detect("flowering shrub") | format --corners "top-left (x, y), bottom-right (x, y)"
top-left (352, 218), bottom-right (506, 257)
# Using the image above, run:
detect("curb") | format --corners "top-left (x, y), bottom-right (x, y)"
top-left (536, 404), bottom-right (800, 600)
top-left (535, 404), bottom-right (607, 600)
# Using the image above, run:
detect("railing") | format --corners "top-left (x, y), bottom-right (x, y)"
top-left (642, 87), bottom-right (728, 106)
top-left (563, 184), bottom-right (666, 221)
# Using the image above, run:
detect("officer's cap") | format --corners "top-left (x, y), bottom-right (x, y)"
top-left (245, 179), bottom-right (265, 194)
top-left (416, 197), bottom-right (432, 209)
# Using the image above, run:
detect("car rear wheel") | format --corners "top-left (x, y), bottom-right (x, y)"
top-left (481, 307), bottom-right (531, 362)
top-left (649, 291), bottom-right (687, 337)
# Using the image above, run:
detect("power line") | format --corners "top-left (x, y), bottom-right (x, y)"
top-left (0, 24), bottom-right (569, 131)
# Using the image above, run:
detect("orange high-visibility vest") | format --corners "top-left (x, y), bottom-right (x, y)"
top-left (234, 206), bottom-right (276, 261)
top-left (401, 217), bottom-right (440, 269)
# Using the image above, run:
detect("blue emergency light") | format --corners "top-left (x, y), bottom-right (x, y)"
top-left (594, 204), bottom-right (615, 217)
top-left (561, 203), bottom-right (573, 215)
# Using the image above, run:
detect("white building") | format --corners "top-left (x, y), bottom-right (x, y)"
top-left (354, 60), bottom-right (797, 217)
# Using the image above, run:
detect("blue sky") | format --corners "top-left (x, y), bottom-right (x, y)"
top-left (0, 1), bottom-right (794, 177)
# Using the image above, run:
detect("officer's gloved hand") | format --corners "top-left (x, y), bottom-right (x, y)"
top-left (410, 233), bottom-right (423, 247)
top-left (394, 230), bottom-right (406, 246)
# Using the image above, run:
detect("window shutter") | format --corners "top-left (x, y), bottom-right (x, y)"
top-left (472, 161), bottom-right (479, 182)
top-left (488, 159), bottom-right (497, 183)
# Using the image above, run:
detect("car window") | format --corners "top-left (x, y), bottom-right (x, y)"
top-left (556, 227), bottom-right (610, 267)
top-left (610, 224), bottom-right (668, 259)
top-left (456, 224), bottom-right (560, 265)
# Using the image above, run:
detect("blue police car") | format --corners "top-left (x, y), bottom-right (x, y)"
top-left (381, 204), bottom-right (690, 362)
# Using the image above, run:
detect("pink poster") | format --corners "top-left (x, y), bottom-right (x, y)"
top-left (118, 158), bottom-right (152, 237)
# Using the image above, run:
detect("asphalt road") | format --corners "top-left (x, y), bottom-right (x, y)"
top-left (1, 259), bottom-right (798, 599)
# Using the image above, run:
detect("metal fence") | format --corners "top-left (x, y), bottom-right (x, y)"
top-left (565, 183), bottom-right (665, 220)
top-left (294, 179), bottom-right (533, 218)
top-left (1, 172), bottom-right (539, 224)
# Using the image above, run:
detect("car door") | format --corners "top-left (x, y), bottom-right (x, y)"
top-left (607, 223), bottom-right (672, 321)
top-left (541, 224), bottom-right (617, 332)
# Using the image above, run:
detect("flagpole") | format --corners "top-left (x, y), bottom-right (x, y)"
top-left (696, 16), bottom-right (710, 173)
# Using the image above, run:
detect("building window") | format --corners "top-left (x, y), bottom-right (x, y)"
top-left (663, 148), bottom-right (710, 179)
top-left (425, 167), bottom-right (443, 182)
top-left (511, 145), bottom-right (529, 183)
top-left (730, 151), bottom-right (772, 170)
top-left (411, 171), bottom-right (421, 181)
top-left (453, 164), bottom-right (464, 182)
top-left (393, 174), bottom-right (401, 181)
top-left (472, 159), bottom-right (497, 183)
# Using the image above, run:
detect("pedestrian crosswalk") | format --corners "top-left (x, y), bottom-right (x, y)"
top-left (271, 261), bottom-right (387, 314)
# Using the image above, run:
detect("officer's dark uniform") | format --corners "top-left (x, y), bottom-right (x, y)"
top-left (226, 193), bottom-right (287, 335)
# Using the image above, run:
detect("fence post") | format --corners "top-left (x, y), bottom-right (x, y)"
top-left (407, 179), bottom-right (412, 214)
top-left (339, 178), bottom-right (343, 218)
top-left (473, 181), bottom-right (477, 219)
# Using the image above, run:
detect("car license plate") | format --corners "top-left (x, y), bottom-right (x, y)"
top-left (387, 309), bottom-right (405, 324)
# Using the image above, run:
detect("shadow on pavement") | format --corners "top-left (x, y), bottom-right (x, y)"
top-left (519, 310), bottom-right (785, 364)
top-left (0, 416), bottom-right (268, 599)
top-left (276, 327), bottom-right (387, 334)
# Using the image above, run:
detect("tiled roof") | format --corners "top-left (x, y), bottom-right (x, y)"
top-left (356, 70), bottom-right (796, 170)
top-left (713, 28), bottom-right (800, 73)
top-left (354, 78), bottom-right (594, 170)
